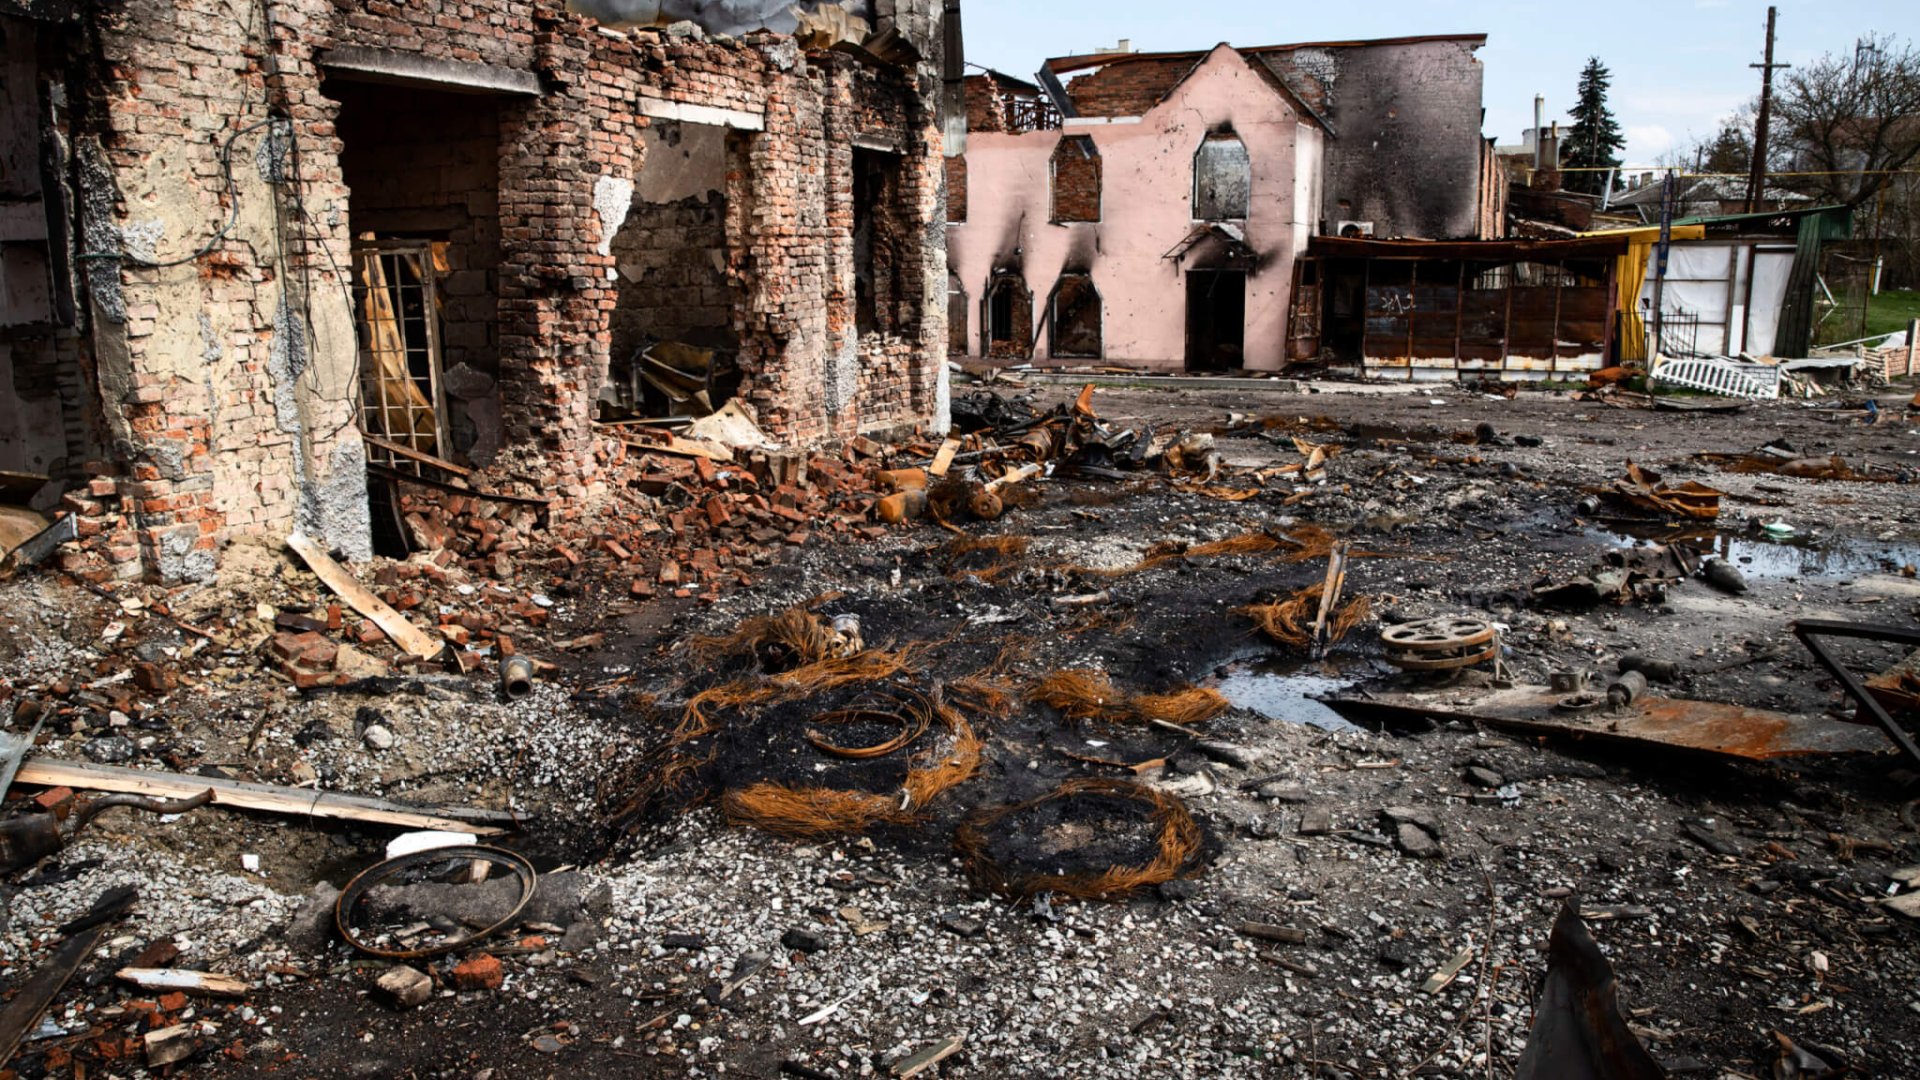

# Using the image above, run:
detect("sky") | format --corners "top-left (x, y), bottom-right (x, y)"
top-left (959, 0), bottom-right (1910, 168)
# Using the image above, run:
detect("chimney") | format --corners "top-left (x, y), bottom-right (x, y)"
top-left (1117, 38), bottom-right (1131, 53)
top-left (1533, 95), bottom-right (1545, 169)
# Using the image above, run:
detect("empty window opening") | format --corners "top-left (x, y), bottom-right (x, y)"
top-left (854, 147), bottom-right (909, 338)
top-left (1, 14), bottom-right (90, 498)
top-left (1050, 135), bottom-right (1101, 222)
top-left (947, 272), bottom-right (969, 355)
top-left (1193, 133), bottom-right (1251, 221)
top-left (608, 121), bottom-right (745, 419)
top-left (1049, 273), bottom-right (1102, 358)
top-left (333, 81), bottom-right (500, 468)
top-left (986, 273), bottom-right (1032, 358)
top-left (1185, 269), bottom-right (1246, 371)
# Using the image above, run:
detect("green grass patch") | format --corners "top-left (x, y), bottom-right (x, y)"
top-left (1865, 289), bottom-right (1920, 339)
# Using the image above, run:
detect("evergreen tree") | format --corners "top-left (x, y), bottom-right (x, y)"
top-left (1563, 58), bottom-right (1626, 195)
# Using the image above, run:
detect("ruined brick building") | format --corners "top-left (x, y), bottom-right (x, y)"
top-left (946, 35), bottom-right (1506, 371)
top-left (0, 0), bottom-right (961, 581)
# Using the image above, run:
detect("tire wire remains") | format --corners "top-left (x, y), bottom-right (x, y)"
top-left (955, 778), bottom-right (1204, 901)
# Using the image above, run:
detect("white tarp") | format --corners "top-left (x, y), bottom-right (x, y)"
top-left (1743, 249), bottom-right (1793, 356)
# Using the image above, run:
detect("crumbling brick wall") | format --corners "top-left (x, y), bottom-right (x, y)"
top-left (610, 193), bottom-right (737, 360)
top-left (52, 0), bottom-right (949, 581)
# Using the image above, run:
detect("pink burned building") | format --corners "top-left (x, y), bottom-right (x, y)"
top-left (946, 36), bottom-right (1505, 373)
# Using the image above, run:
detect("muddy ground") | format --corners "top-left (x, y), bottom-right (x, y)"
top-left (3, 380), bottom-right (1919, 1079)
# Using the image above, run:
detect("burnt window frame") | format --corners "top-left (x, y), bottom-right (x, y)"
top-left (1191, 131), bottom-right (1251, 222)
top-left (1047, 271), bottom-right (1102, 359)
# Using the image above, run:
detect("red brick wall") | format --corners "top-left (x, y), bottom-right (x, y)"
top-left (1050, 135), bottom-right (1100, 222)
top-left (945, 153), bottom-right (967, 223)
top-left (1062, 57), bottom-right (1195, 117)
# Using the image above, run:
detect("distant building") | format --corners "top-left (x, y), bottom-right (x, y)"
top-left (945, 34), bottom-right (1504, 372)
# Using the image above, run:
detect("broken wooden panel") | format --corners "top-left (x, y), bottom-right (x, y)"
top-left (353, 241), bottom-right (447, 473)
top-left (1328, 686), bottom-right (1889, 760)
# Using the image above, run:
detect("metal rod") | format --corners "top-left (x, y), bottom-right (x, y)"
top-left (1792, 619), bottom-right (1920, 770)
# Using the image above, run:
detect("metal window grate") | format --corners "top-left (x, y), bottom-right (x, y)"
top-left (352, 241), bottom-right (446, 473)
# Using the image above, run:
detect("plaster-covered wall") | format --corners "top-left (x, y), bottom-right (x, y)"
top-left (948, 46), bottom-right (1320, 371)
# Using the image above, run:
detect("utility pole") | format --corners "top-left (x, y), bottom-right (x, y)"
top-left (1746, 6), bottom-right (1789, 214)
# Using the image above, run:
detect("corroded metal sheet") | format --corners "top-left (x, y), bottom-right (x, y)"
top-left (1330, 686), bottom-right (1890, 760)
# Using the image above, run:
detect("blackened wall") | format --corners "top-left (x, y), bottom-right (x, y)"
top-left (1265, 38), bottom-right (1489, 240)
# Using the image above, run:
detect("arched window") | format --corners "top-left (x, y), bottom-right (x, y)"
top-left (1049, 273), bottom-right (1102, 358)
top-left (1193, 132), bottom-right (1250, 220)
top-left (1050, 135), bottom-right (1101, 222)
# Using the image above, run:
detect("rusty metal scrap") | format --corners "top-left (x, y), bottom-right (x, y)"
top-left (1585, 462), bottom-right (1722, 521)
top-left (1514, 902), bottom-right (1667, 1080)
top-left (1792, 619), bottom-right (1920, 770)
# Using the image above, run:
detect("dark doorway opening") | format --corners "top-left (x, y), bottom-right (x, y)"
top-left (985, 273), bottom-right (1032, 359)
top-left (1185, 270), bottom-right (1245, 371)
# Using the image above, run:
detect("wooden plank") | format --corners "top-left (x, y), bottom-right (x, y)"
top-left (894, 1034), bottom-right (966, 1078)
top-left (11, 759), bottom-right (513, 833)
top-left (929, 438), bottom-right (961, 478)
top-left (0, 923), bottom-right (114, 1067)
top-left (600, 429), bottom-right (734, 463)
top-left (286, 531), bottom-right (442, 660)
top-left (361, 433), bottom-right (475, 479)
top-left (117, 968), bottom-right (250, 998)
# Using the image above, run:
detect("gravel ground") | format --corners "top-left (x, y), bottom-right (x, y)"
top-left (3, 380), bottom-right (1919, 1079)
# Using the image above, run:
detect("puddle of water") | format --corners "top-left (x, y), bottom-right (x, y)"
top-left (1592, 526), bottom-right (1920, 583)
top-left (1205, 657), bottom-right (1364, 732)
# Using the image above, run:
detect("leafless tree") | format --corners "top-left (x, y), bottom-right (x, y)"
top-left (1771, 33), bottom-right (1920, 209)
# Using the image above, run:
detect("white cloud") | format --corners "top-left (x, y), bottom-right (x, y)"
top-left (1626, 124), bottom-right (1677, 160)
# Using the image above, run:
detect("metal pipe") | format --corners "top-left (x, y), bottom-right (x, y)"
top-left (501, 655), bottom-right (536, 701)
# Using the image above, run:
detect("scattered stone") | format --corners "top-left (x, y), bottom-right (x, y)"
top-left (1298, 809), bottom-right (1335, 836)
top-left (1702, 560), bottom-right (1748, 595)
top-left (283, 881), bottom-right (341, 953)
top-left (939, 914), bottom-right (985, 939)
top-left (780, 927), bottom-right (826, 954)
top-left (1376, 940), bottom-right (1415, 969)
top-left (1380, 806), bottom-right (1445, 838)
top-left (362, 724), bottom-right (395, 750)
top-left (376, 965), bottom-right (433, 1009)
top-left (1157, 879), bottom-right (1200, 902)
top-left (531, 1034), bottom-right (566, 1053)
top-left (1682, 820), bottom-right (1742, 857)
top-left (1168, 751), bottom-right (1210, 775)
top-left (452, 953), bottom-right (504, 991)
top-left (1464, 766), bottom-right (1504, 788)
top-left (83, 735), bottom-right (136, 763)
top-left (144, 1024), bottom-right (199, 1068)
top-left (1395, 822), bottom-right (1443, 859)
top-left (1255, 782), bottom-right (1311, 804)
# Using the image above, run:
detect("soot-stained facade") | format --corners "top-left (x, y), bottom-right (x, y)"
top-left (946, 34), bottom-right (1503, 372)
top-left (0, 0), bottom-right (958, 582)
